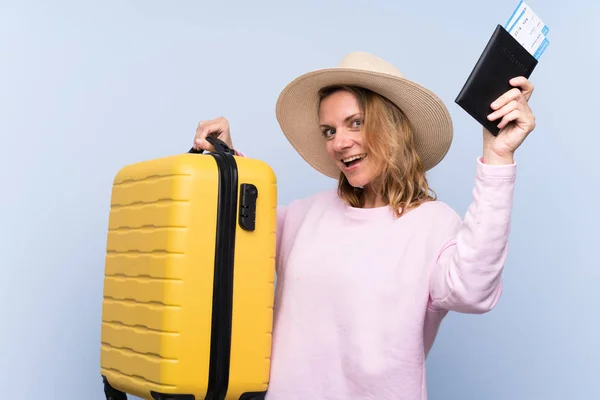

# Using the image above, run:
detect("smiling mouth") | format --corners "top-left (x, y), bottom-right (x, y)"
top-left (341, 153), bottom-right (367, 168)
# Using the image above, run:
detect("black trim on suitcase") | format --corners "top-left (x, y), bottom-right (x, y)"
top-left (238, 392), bottom-right (266, 400)
top-left (152, 392), bottom-right (194, 400)
top-left (191, 137), bottom-right (267, 400)
top-left (205, 145), bottom-right (238, 399)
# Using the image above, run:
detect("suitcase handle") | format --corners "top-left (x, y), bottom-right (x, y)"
top-left (188, 135), bottom-right (235, 155)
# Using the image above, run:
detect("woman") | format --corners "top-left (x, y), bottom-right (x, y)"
top-left (192, 52), bottom-right (536, 399)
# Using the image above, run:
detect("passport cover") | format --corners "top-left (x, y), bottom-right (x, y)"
top-left (455, 24), bottom-right (538, 135)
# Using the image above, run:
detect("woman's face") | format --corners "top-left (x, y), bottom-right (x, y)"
top-left (319, 90), bottom-right (379, 188)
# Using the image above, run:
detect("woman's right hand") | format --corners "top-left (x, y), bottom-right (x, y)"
top-left (192, 116), bottom-right (233, 152)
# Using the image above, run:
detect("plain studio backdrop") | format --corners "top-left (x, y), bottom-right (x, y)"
top-left (1, 0), bottom-right (599, 398)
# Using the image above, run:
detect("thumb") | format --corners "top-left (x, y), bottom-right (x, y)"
top-left (194, 136), bottom-right (215, 152)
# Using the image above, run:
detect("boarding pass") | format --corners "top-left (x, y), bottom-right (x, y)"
top-left (504, 1), bottom-right (550, 60)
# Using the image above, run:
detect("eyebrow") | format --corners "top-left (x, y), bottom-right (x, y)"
top-left (319, 113), bottom-right (363, 128)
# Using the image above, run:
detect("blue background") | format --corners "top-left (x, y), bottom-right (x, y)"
top-left (1, 0), bottom-right (598, 398)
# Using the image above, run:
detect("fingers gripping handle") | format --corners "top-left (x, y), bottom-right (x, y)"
top-left (189, 136), bottom-right (234, 155)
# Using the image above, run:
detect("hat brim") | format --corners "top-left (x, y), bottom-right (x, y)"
top-left (275, 67), bottom-right (453, 178)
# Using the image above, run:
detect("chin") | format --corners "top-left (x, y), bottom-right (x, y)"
top-left (343, 173), bottom-right (371, 189)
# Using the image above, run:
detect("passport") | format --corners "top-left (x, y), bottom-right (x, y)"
top-left (455, 2), bottom-right (550, 135)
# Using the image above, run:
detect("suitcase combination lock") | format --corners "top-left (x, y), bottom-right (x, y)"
top-left (239, 183), bottom-right (258, 231)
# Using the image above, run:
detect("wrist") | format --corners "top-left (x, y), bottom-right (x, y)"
top-left (483, 151), bottom-right (514, 165)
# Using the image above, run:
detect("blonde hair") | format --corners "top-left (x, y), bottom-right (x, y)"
top-left (317, 85), bottom-right (436, 217)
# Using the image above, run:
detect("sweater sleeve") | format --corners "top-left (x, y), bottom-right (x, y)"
top-left (428, 157), bottom-right (517, 314)
top-left (275, 205), bottom-right (288, 273)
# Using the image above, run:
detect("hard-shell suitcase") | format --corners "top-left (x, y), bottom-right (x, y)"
top-left (100, 137), bottom-right (277, 400)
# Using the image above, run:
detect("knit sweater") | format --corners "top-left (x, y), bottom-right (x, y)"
top-left (262, 157), bottom-right (517, 400)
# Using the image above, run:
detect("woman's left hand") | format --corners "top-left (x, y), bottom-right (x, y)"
top-left (483, 76), bottom-right (536, 164)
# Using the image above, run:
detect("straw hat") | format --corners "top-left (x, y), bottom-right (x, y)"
top-left (275, 51), bottom-right (453, 178)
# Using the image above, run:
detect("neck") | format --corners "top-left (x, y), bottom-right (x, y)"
top-left (362, 184), bottom-right (386, 208)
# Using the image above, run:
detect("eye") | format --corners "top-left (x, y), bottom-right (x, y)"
top-left (321, 128), bottom-right (335, 138)
top-left (351, 119), bottom-right (363, 129)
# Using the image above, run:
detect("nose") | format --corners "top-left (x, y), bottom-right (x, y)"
top-left (332, 130), bottom-right (353, 153)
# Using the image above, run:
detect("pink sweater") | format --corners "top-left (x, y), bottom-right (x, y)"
top-left (262, 157), bottom-right (517, 400)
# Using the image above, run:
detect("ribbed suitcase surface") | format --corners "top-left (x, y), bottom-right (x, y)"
top-left (100, 145), bottom-right (277, 400)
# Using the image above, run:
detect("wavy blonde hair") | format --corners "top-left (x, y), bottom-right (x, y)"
top-left (318, 85), bottom-right (436, 218)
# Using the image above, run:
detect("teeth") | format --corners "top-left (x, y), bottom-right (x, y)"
top-left (342, 154), bottom-right (366, 163)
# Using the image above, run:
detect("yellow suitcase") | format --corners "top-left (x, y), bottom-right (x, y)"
top-left (100, 137), bottom-right (277, 400)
